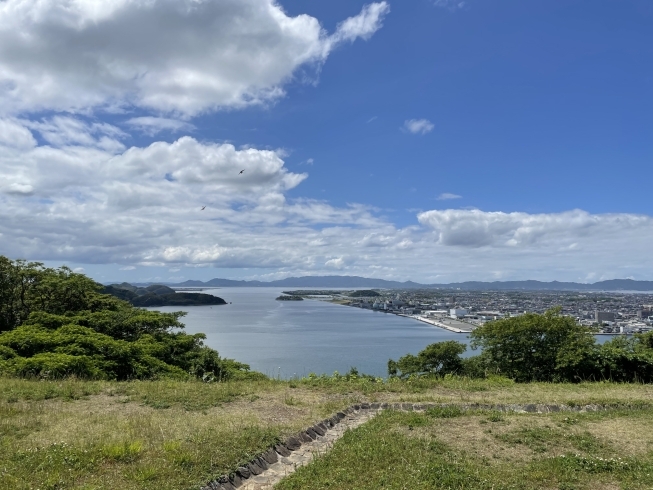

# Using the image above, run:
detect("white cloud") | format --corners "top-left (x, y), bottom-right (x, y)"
top-left (403, 119), bottom-right (434, 135)
top-left (2, 118), bottom-right (653, 283)
top-left (327, 2), bottom-right (390, 45)
top-left (0, 0), bottom-right (389, 117)
top-left (23, 116), bottom-right (126, 151)
top-left (0, 118), bottom-right (37, 150)
top-left (5, 183), bottom-right (34, 195)
top-left (417, 208), bottom-right (653, 248)
top-left (325, 257), bottom-right (346, 269)
top-left (119, 266), bottom-right (136, 270)
top-left (126, 117), bottom-right (195, 136)
top-left (437, 193), bottom-right (461, 200)
top-left (73, 267), bottom-right (85, 273)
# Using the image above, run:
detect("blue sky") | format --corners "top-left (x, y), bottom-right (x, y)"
top-left (0, 0), bottom-right (652, 283)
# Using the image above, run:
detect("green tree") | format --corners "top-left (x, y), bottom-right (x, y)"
top-left (0, 255), bottom-right (260, 381)
top-left (470, 307), bottom-right (596, 382)
top-left (388, 341), bottom-right (467, 378)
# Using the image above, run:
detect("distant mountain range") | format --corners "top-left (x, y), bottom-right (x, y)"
top-left (138, 276), bottom-right (653, 291)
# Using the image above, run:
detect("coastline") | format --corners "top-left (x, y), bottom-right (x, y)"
top-left (398, 314), bottom-right (472, 333)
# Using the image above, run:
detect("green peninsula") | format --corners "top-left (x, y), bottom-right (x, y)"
top-left (103, 282), bottom-right (227, 307)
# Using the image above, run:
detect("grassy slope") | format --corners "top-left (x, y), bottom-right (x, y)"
top-left (2, 377), bottom-right (653, 489)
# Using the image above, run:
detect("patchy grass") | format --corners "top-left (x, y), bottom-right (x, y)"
top-left (2, 376), bottom-right (653, 489)
top-left (277, 409), bottom-right (653, 490)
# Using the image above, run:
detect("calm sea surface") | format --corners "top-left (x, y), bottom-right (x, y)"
top-left (150, 287), bottom-right (471, 378)
top-left (151, 287), bottom-right (620, 379)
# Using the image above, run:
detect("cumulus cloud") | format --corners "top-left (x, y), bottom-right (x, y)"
top-left (417, 208), bottom-right (653, 248)
top-left (0, 0), bottom-right (389, 117)
top-left (403, 119), bottom-right (434, 135)
top-left (2, 120), bottom-right (653, 283)
top-left (436, 193), bottom-right (461, 201)
top-left (0, 118), bottom-right (385, 268)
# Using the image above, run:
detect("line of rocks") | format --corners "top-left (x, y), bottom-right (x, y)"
top-left (200, 402), bottom-right (610, 490)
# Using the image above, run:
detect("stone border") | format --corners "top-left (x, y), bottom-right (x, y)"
top-left (200, 402), bottom-right (611, 490)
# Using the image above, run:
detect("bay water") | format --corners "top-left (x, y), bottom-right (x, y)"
top-left (151, 287), bottom-right (470, 378)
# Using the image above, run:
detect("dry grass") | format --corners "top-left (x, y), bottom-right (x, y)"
top-left (0, 381), bottom-right (357, 490)
top-left (584, 414), bottom-right (653, 456)
top-left (3, 376), bottom-right (653, 489)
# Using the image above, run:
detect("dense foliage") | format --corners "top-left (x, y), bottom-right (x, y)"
top-left (389, 307), bottom-right (653, 382)
top-left (348, 290), bottom-right (381, 297)
top-left (0, 256), bottom-right (260, 381)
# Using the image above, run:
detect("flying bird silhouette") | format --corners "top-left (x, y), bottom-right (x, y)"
top-left (201, 206), bottom-right (206, 210)
top-left (239, 169), bottom-right (245, 174)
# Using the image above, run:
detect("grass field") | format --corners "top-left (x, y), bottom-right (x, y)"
top-left (2, 376), bottom-right (653, 489)
top-left (277, 407), bottom-right (653, 490)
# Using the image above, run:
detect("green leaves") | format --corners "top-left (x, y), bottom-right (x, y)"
top-left (470, 309), bottom-right (595, 382)
top-left (388, 341), bottom-right (467, 378)
top-left (0, 255), bottom-right (259, 381)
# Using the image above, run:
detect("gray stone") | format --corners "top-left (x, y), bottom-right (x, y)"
top-left (229, 473), bottom-right (242, 489)
top-left (312, 425), bottom-right (326, 436)
top-left (361, 403), bottom-right (370, 409)
top-left (285, 436), bottom-right (301, 450)
top-left (298, 431), bottom-right (312, 443)
top-left (317, 422), bottom-right (328, 432)
top-left (247, 461), bottom-right (263, 475)
top-left (222, 482), bottom-right (237, 490)
top-left (371, 403), bottom-right (380, 409)
top-left (524, 404), bottom-right (537, 413)
top-left (275, 444), bottom-right (291, 457)
top-left (336, 411), bottom-right (346, 420)
top-left (353, 404), bottom-right (361, 410)
top-left (330, 415), bottom-right (339, 425)
top-left (256, 456), bottom-right (269, 470)
top-left (306, 428), bottom-right (318, 440)
top-left (262, 448), bottom-right (278, 464)
top-left (236, 466), bottom-right (251, 479)
top-left (402, 403), bottom-right (413, 411)
top-left (380, 403), bottom-right (389, 409)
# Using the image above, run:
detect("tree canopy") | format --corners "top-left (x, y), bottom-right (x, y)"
top-left (0, 256), bottom-right (259, 381)
top-left (390, 308), bottom-right (653, 383)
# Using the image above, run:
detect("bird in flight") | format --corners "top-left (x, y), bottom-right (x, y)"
top-left (239, 169), bottom-right (245, 174)
top-left (201, 206), bottom-right (206, 210)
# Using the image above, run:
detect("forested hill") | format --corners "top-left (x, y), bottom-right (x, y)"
top-left (103, 283), bottom-right (226, 306)
top-left (171, 276), bottom-right (653, 291)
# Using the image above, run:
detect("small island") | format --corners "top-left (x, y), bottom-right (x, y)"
top-left (103, 283), bottom-right (227, 306)
top-left (276, 295), bottom-right (304, 301)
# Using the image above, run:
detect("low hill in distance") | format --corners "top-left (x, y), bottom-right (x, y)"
top-left (165, 276), bottom-right (653, 291)
top-left (104, 283), bottom-right (226, 307)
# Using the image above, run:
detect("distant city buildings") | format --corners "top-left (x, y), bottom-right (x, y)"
top-left (595, 311), bottom-right (616, 323)
top-left (337, 289), bottom-right (653, 335)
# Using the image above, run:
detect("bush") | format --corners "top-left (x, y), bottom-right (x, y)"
top-left (1, 352), bottom-right (105, 379)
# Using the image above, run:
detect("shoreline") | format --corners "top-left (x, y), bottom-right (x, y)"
top-left (321, 299), bottom-right (637, 336)
top-left (398, 314), bottom-right (472, 333)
